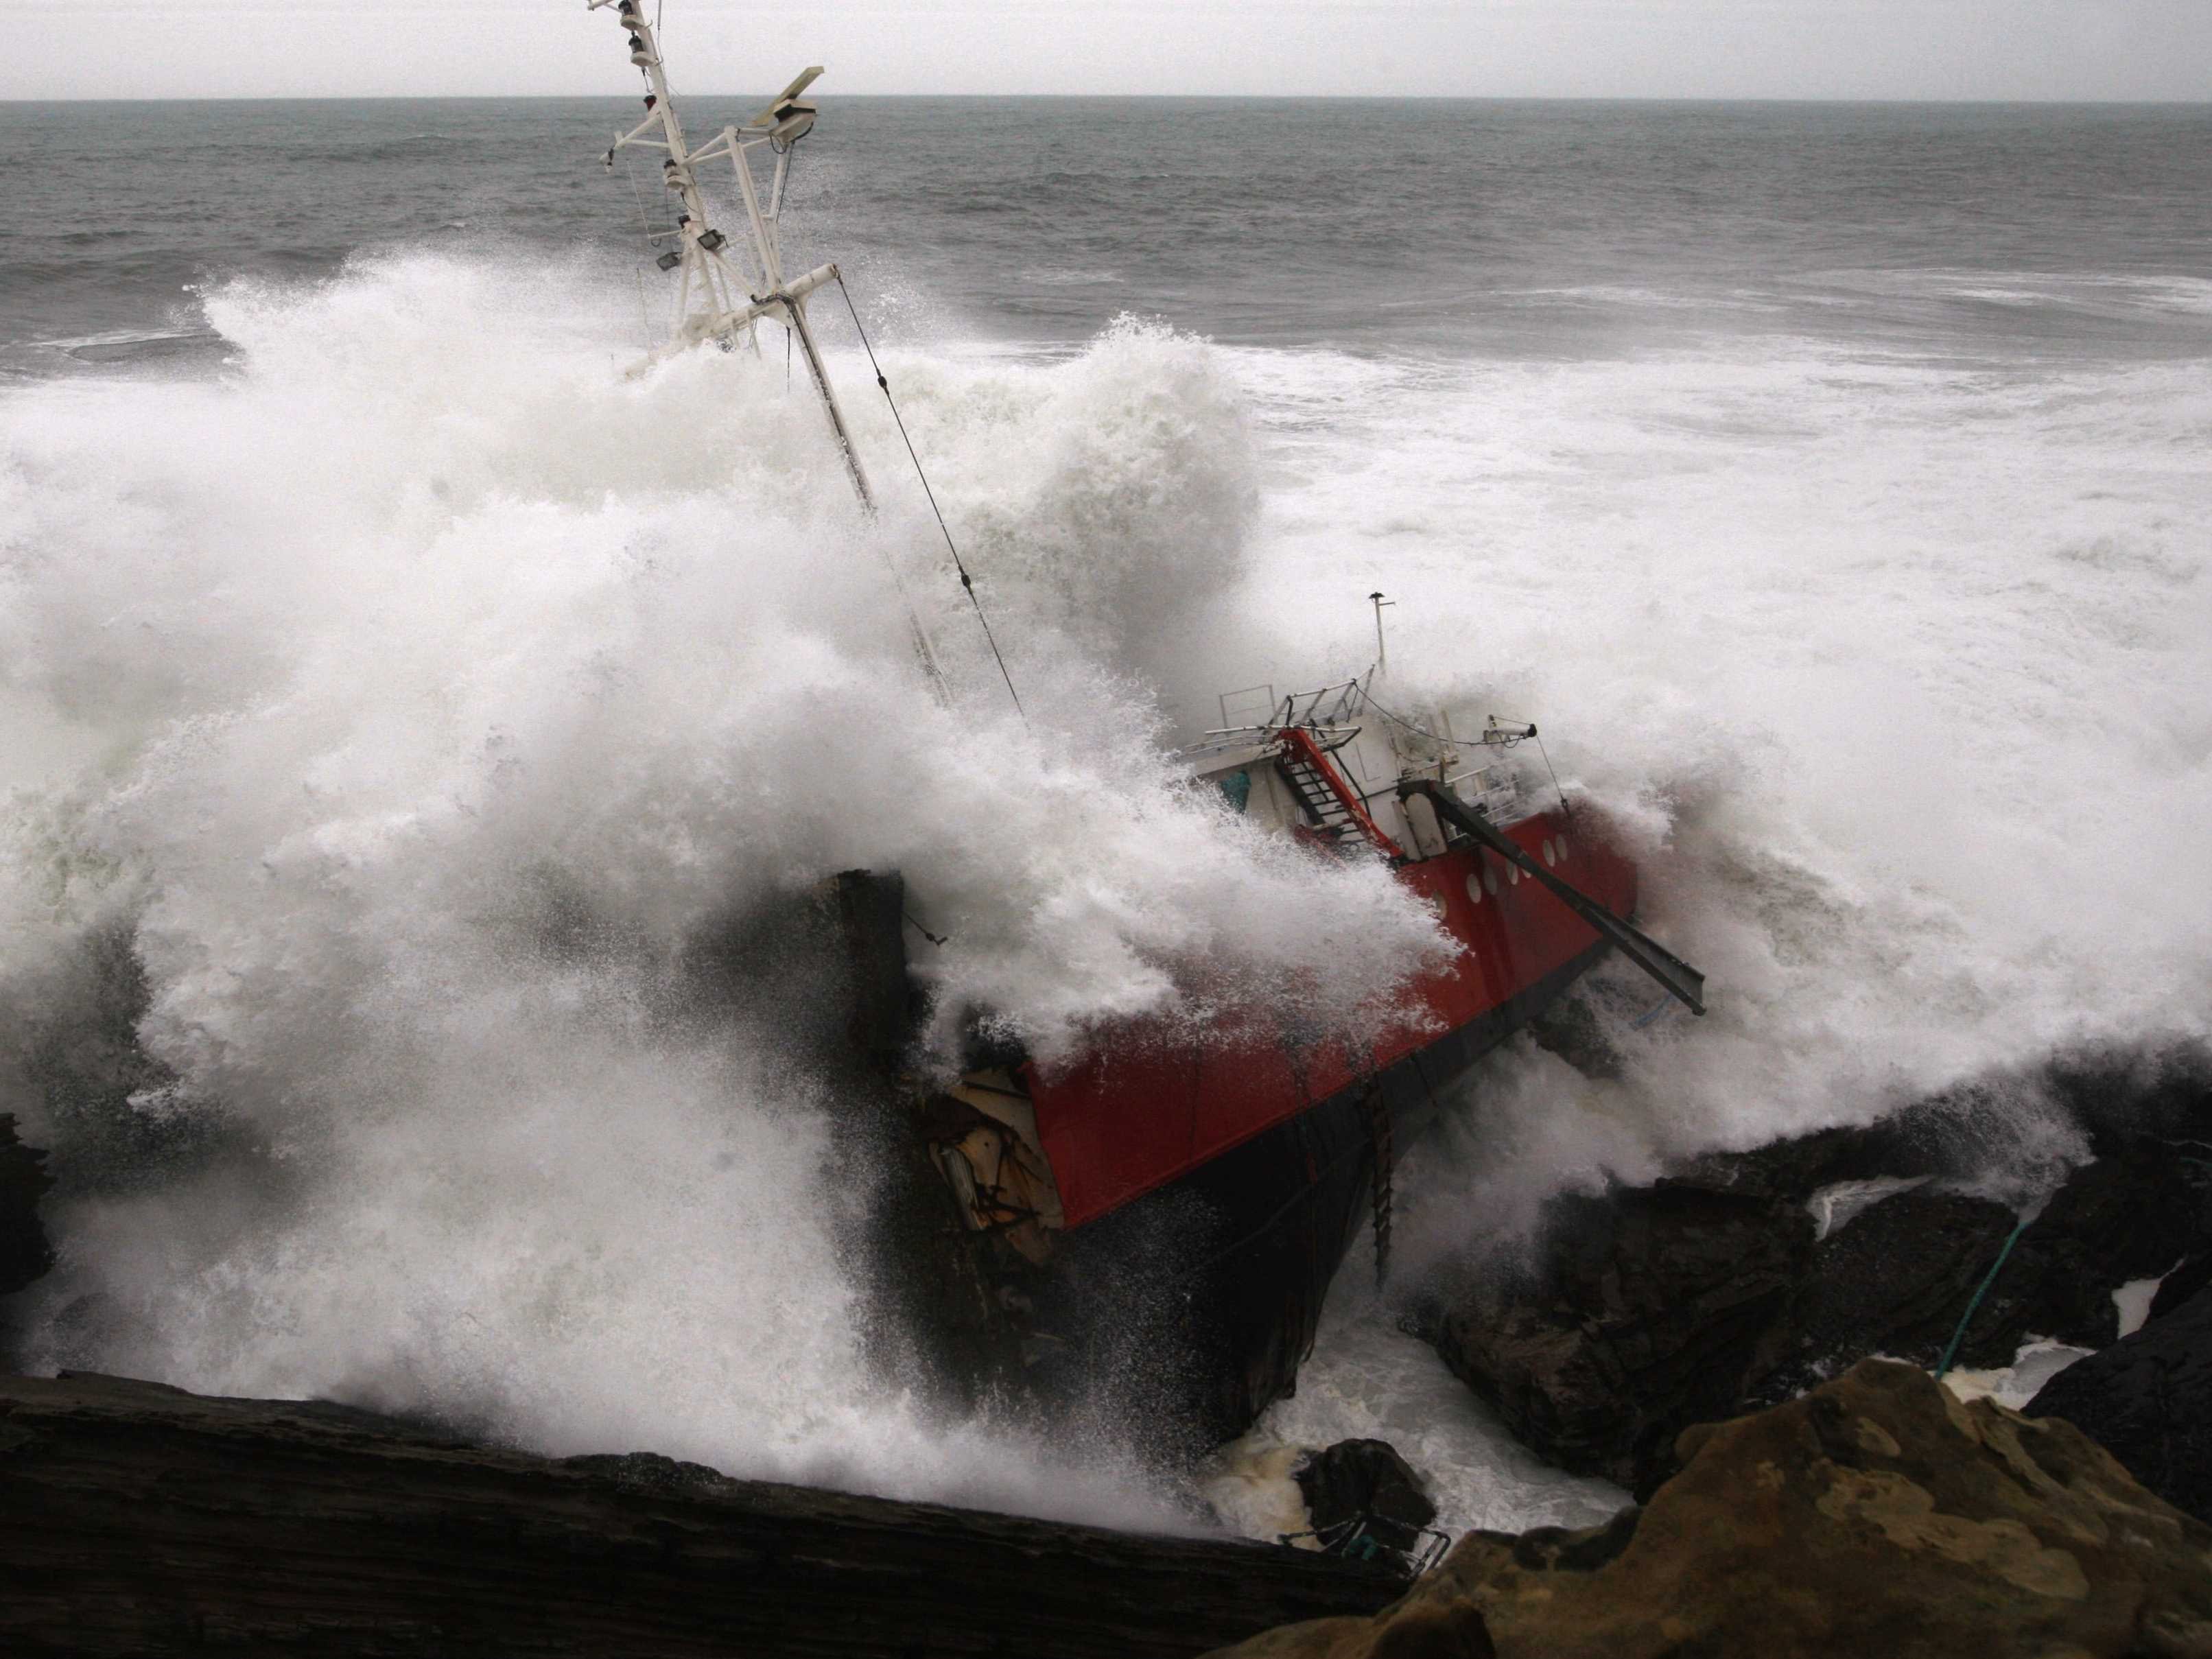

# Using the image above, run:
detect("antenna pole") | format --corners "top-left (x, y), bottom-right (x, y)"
top-left (724, 126), bottom-right (872, 506)
top-left (1370, 591), bottom-right (1396, 679)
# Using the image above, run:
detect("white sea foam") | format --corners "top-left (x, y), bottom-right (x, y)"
top-left (1, 244), bottom-right (2208, 1527)
top-left (0, 253), bottom-right (1443, 1523)
top-left (1208, 1282), bottom-right (1627, 1544)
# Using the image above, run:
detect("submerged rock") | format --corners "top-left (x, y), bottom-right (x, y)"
top-left (2027, 1284), bottom-right (2212, 1526)
top-left (1204, 1359), bottom-right (2212, 1659)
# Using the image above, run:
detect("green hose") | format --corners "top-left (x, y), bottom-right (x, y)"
top-left (1936, 1216), bottom-right (2027, 1382)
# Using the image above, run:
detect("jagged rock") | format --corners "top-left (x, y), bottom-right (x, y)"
top-left (1428, 1122), bottom-right (2212, 1499)
top-left (0, 1370), bottom-right (1401, 1657)
top-left (1426, 1184), bottom-right (1814, 1492)
top-left (0, 1114), bottom-right (54, 1295)
top-left (1203, 1359), bottom-right (2212, 1659)
top-left (2047, 1043), bottom-right (2212, 1158)
top-left (1671, 1106), bottom-right (1964, 1203)
top-left (1293, 1439), bottom-right (1437, 1548)
top-left (2028, 1284), bottom-right (2212, 1526)
top-left (1998, 1143), bottom-right (2212, 1349)
top-left (1763, 1152), bottom-right (2212, 1397)
top-left (2152, 1253), bottom-right (2212, 1321)
top-left (1760, 1188), bottom-right (2023, 1390)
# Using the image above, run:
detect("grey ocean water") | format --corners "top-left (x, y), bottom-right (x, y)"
top-left (1, 96), bottom-right (2209, 1536)
top-left (5, 98), bottom-right (2209, 364)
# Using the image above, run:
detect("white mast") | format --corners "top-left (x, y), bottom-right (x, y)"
top-left (589, 0), bottom-right (872, 508)
top-left (588, 0), bottom-right (968, 698)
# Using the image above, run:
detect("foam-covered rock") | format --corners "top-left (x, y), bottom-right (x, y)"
top-left (1204, 1359), bottom-right (2212, 1659)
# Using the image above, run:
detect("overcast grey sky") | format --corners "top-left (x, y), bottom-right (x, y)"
top-left (8, 1), bottom-right (2209, 102)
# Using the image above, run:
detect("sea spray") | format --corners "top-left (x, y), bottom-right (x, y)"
top-left (0, 253), bottom-right (1447, 1522)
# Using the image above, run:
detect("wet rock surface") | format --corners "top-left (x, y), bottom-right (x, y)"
top-left (1756, 1134), bottom-right (2212, 1389)
top-left (1293, 1438), bottom-right (1437, 1547)
top-left (0, 1369), bottom-right (1401, 1658)
top-left (0, 1114), bottom-right (53, 1297)
top-left (1423, 1182), bottom-right (1815, 1492)
top-left (1203, 1359), bottom-right (2212, 1659)
top-left (1424, 1107), bottom-right (2212, 1492)
top-left (1761, 1187), bottom-right (2025, 1387)
top-left (2027, 1284), bottom-right (2212, 1526)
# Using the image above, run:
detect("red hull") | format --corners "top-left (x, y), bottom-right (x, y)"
top-left (1022, 810), bottom-right (1634, 1227)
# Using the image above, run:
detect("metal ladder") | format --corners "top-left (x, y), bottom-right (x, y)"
top-left (1277, 749), bottom-right (1365, 851)
top-left (1272, 725), bottom-right (1407, 861)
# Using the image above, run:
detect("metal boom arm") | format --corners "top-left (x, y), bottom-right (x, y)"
top-left (1397, 779), bottom-right (1707, 1015)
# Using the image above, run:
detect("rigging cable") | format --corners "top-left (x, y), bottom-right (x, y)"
top-left (1534, 732), bottom-right (1576, 825)
top-left (833, 272), bottom-right (1026, 720)
top-left (619, 152), bottom-right (661, 347)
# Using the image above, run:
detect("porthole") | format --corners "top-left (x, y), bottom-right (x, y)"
top-left (1557, 834), bottom-right (1571, 860)
top-left (1429, 893), bottom-right (1450, 921)
top-left (1509, 865), bottom-right (1521, 885)
top-left (1542, 839), bottom-right (1557, 866)
top-left (1466, 873), bottom-right (1483, 905)
top-left (1483, 867), bottom-right (1498, 897)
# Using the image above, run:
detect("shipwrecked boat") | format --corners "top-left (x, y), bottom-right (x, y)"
top-left (578, 0), bottom-right (1707, 1442)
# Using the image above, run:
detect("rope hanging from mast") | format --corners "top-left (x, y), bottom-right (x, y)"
top-left (834, 272), bottom-right (1026, 722)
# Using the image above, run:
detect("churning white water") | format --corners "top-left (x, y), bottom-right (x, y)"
top-left (1, 220), bottom-right (2207, 1530)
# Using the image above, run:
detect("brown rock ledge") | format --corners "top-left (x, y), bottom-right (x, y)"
top-left (1203, 1359), bottom-right (2212, 1659)
top-left (0, 1370), bottom-right (1400, 1658)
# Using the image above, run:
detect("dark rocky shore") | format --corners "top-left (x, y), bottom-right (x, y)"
top-left (1411, 1048), bottom-right (2212, 1501)
top-left (1205, 1359), bottom-right (2212, 1659)
top-left (3, 1360), bottom-right (2205, 1659)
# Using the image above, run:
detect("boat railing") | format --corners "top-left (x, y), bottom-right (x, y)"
top-left (1275, 1516), bottom-right (1453, 1579)
top-left (1444, 762), bottom-right (1524, 823)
